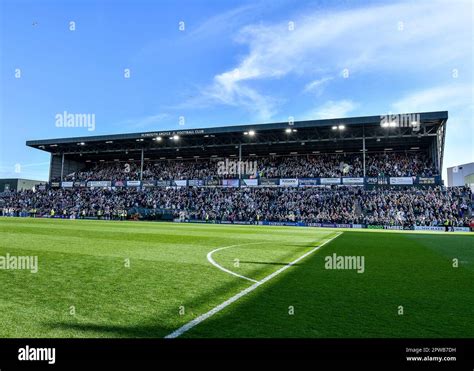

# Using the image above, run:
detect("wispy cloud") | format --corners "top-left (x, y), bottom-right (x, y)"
top-left (303, 76), bottom-right (334, 94)
top-left (202, 71), bottom-right (281, 121)
top-left (392, 84), bottom-right (472, 113)
top-left (185, 0), bottom-right (471, 120)
top-left (304, 100), bottom-right (358, 120)
top-left (187, 4), bottom-right (257, 40)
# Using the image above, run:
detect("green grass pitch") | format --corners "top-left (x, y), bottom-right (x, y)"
top-left (0, 217), bottom-right (472, 338)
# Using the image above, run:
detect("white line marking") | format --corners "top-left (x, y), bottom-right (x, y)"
top-left (165, 232), bottom-right (342, 338)
top-left (207, 242), bottom-right (268, 283)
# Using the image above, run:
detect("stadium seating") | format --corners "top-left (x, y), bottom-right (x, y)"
top-left (3, 151), bottom-right (469, 228)
top-left (55, 152), bottom-right (437, 182)
top-left (1, 186), bottom-right (471, 227)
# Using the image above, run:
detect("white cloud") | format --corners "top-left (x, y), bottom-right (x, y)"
top-left (231, 0), bottom-right (472, 77)
top-left (305, 100), bottom-right (358, 120)
top-left (392, 84), bottom-right (472, 113)
top-left (303, 76), bottom-right (334, 94)
top-left (202, 70), bottom-right (280, 121)
top-left (188, 0), bottom-right (472, 120)
top-left (187, 4), bottom-right (257, 40)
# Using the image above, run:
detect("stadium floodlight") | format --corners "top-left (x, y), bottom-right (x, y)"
top-left (338, 124), bottom-right (345, 130)
top-left (105, 141), bottom-right (113, 144)
top-left (248, 130), bottom-right (255, 136)
top-left (153, 136), bottom-right (162, 141)
top-left (381, 121), bottom-right (398, 128)
top-left (285, 128), bottom-right (292, 133)
top-left (332, 125), bottom-right (338, 130)
top-left (172, 135), bottom-right (180, 140)
top-left (77, 142), bottom-right (85, 146)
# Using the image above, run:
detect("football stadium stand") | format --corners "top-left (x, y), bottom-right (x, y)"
top-left (1, 111), bottom-right (472, 230)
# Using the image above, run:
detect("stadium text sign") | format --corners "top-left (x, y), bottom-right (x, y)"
top-left (390, 177), bottom-right (414, 185)
top-left (141, 129), bottom-right (205, 137)
top-left (279, 178), bottom-right (298, 187)
top-left (342, 177), bottom-right (364, 185)
top-left (320, 178), bottom-right (341, 185)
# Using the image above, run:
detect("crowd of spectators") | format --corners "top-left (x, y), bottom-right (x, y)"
top-left (57, 152), bottom-right (437, 182)
top-left (359, 187), bottom-right (471, 227)
top-left (1, 186), bottom-right (471, 227)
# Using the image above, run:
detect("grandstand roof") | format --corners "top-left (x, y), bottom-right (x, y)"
top-left (26, 111), bottom-right (447, 164)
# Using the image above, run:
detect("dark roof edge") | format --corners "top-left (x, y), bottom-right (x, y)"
top-left (26, 111), bottom-right (448, 147)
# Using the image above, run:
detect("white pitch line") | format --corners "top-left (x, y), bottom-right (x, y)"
top-left (207, 242), bottom-right (268, 283)
top-left (165, 232), bottom-right (342, 339)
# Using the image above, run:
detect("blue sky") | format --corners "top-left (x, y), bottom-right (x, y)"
top-left (1, 0), bottom-right (472, 181)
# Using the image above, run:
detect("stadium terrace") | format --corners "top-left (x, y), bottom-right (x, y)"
top-left (26, 111), bottom-right (447, 185)
top-left (3, 110), bottom-right (472, 231)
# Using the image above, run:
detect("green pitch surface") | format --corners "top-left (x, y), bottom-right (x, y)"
top-left (0, 218), bottom-right (473, 338)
